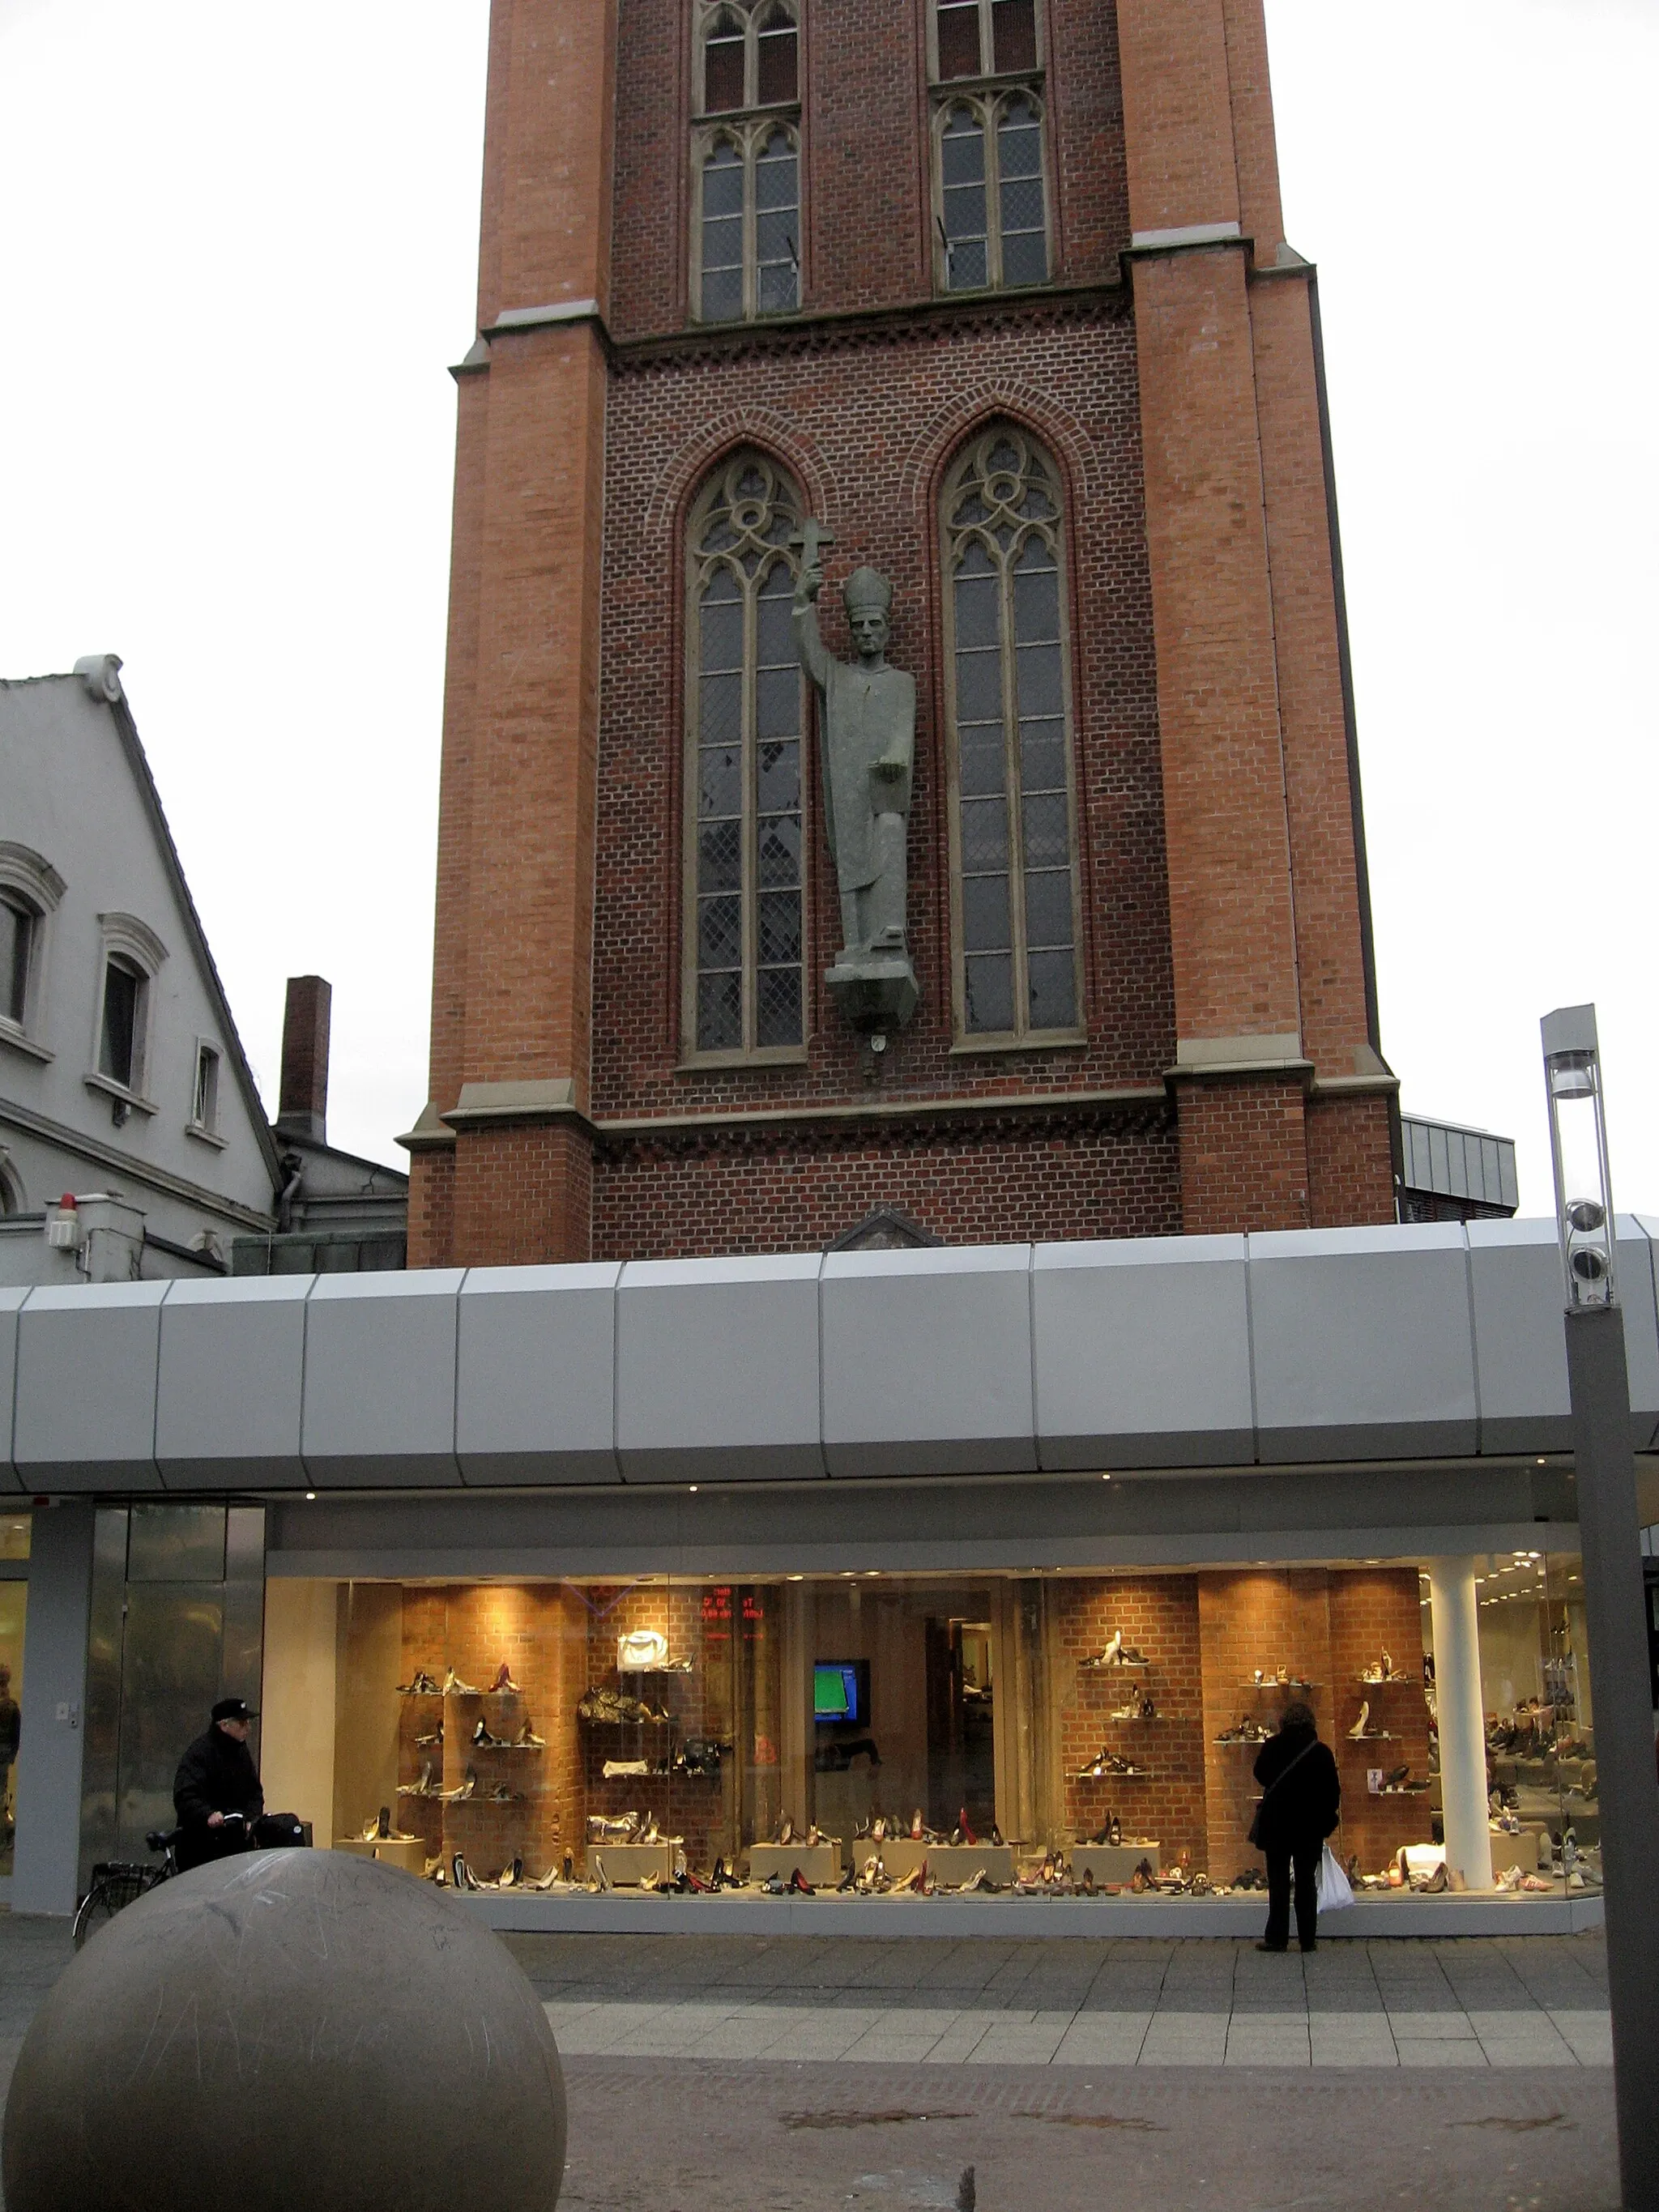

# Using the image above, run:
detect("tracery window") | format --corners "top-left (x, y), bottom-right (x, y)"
top-left (941, 428), bottom-right (1081, 1043)
top-left (684, 454), bottom-right (807, 1060)
top-left (928, 0), bottom-right (1049, 293)
top-left (693, 2), bottom-right (801, 323)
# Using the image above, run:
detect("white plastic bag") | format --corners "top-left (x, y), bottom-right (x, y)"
top-left (1316, 1841), bottom-right (1355, 1912)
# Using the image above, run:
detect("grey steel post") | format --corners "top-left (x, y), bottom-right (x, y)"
top-left (1564, 1302), bottom-right (1659, 2212)
top-left (1542, 1002), bottom-right (1659, 2211)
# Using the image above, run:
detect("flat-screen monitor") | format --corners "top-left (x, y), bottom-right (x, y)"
top-left (813, 1660), bottom-right (868, 1725)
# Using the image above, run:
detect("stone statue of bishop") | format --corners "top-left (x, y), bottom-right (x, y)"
top-left (792, 535), bottom-right (919, 1038)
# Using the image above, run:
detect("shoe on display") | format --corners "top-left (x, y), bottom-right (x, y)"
top-left (1348, 1702), bottom-right (1371, 1740)
top-left (517, 1720), bottom-right (546, 1747)
top-left (398, 1670), bottom-right (442, 1697)
top-left (789, 1866), bottom-right (815, 1895)
top-left (1109, 1698), bottom-right (1139, 1721)
top-left (497, 1856), bottom-right (523, 1890)
top-left (1137, 1695), bottom-right (1156, 1720)
top-left (1079, 1867), bottom-right (1096, 1896)
top-left (872, 1816), bottom-right (886, 1843)
top-left (958, 1807), bottom-right (977, 1846)
top-left (490, 1663), bottom-right (522, 1694)
top-left (472, 1716), bottom-right (505, 1748)
top-left (488, 1782), bottom-right (517, 1805)
top-left (777, 1814), bottom-right (795, 1847)
top-left (377, 1805), bottom-right (391, 1839)
top-left (442, 1668), bottom-right (482, 1697)
top-left (911, 1809), bottom-right (925, 1839)
top-left (602, 1758), bottom-right (650, 1779)
top-left (416, 1724), bottom-right (443, 1747)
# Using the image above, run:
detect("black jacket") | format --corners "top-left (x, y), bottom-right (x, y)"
top-left (173, 1726), bottom-right (264, 1831)
top-left (1252, 1723), bottom-right (1340, 1851)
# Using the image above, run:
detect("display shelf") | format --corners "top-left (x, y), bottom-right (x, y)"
top-left (1073, 1763), bottom-right (1152, 1780)
top-left (1080, 1656), bottom-right (1150, 1672)
top-left (1353, 1676), bottom-right (1417, 1687)
top-left (1238, 1679), bottom-right (1319, 1691)
top-left (1213, 1735), bottom-right (1273, 1748)
top-left (1343, 1733), bottom-right (1399, 1745)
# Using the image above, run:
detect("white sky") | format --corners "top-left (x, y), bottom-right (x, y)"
top-left (2, 0), bottom-right (1654, 1212)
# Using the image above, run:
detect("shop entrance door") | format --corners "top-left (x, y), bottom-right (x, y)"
top-left (79, 1504), bottom-right (266, 1889)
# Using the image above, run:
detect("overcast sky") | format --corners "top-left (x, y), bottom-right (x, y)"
top-left (2, 0), bottom-right (1654, 1214)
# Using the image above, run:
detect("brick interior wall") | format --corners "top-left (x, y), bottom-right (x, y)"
top-left (1197, 1569), bottom-right (1334, 1882)
top-left (580, 1582), bottom-right (735, 1872)
top-left (395, 1583), bottom-right (586, 1885)
top-left (1327, 1568), bottom-right (1435, 1875)
top-left (1053, 1575), bottom-right (1206, 1873)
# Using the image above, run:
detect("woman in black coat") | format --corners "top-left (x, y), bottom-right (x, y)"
top-left (1252, 1701), bottom-right (1341, 1953)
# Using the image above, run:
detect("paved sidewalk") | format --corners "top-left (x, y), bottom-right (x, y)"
top-left (506, 1929), bottom-right (1611, 2070)
top-left (0, 1916), bottom-right (1618, 2210)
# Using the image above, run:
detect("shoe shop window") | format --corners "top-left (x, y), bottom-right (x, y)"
top-left (277, 1558), bottom-right (1597, 1907)
top-left (940, 424), bottom-right (1083, 1045)
top-left (681, 451), bottom-right (808, 1063)
top-left (692, 1), bottom-right (801, 323)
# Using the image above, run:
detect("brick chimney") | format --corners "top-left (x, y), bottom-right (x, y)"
top-left (277, 975), bottom-right (331, 1141)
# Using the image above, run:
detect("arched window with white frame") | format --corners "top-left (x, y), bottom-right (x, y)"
top-left (683, 453), bottom-right (808, 1061)
top-left (692, 2), bottom-right (801, 323)
top-left (940, 427), bottom-right (1082, 1044)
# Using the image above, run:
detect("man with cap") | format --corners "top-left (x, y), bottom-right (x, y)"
top-left (173, 1697), bottom-right (264, 1872)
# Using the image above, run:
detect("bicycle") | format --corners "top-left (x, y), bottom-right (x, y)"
top-left (72, 1825), bottom-right (187, 1950)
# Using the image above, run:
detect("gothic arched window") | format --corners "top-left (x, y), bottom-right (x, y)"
top-left (940, 428), bottom-right (1081, 1043)
top-left (928, 0), bottom-right (1048, 293)
top-left (693, 2), bottom-right (801, 323)
top-left (684, 454), bottom-right (807, 1060)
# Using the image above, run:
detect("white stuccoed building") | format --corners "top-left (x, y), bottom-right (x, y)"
top-left (0, 656), bottom-right (279, 1281)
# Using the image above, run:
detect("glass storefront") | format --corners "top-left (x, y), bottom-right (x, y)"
top-left (258, 1553), bottom-right (1600, 1902)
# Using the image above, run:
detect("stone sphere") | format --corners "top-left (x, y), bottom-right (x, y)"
top-left (2, 1849), bottom-right (565, 2212)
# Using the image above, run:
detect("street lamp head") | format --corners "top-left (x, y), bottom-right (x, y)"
top-left (1540, 1002), bottom-right (1617, 1311)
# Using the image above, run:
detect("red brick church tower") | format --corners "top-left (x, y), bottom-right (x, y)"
top-left (404, 0), bottom-right (1397, 1266)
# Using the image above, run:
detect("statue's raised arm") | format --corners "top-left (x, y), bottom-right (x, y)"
top-left (786, 522), bottom-right (919, 1043)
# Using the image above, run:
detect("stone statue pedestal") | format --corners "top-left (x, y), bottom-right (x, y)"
top-left (825, 951), bottom-right (919, 1041)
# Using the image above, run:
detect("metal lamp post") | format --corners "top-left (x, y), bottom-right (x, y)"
top-left (1541, 1004), bottom-right (1659, 2211)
